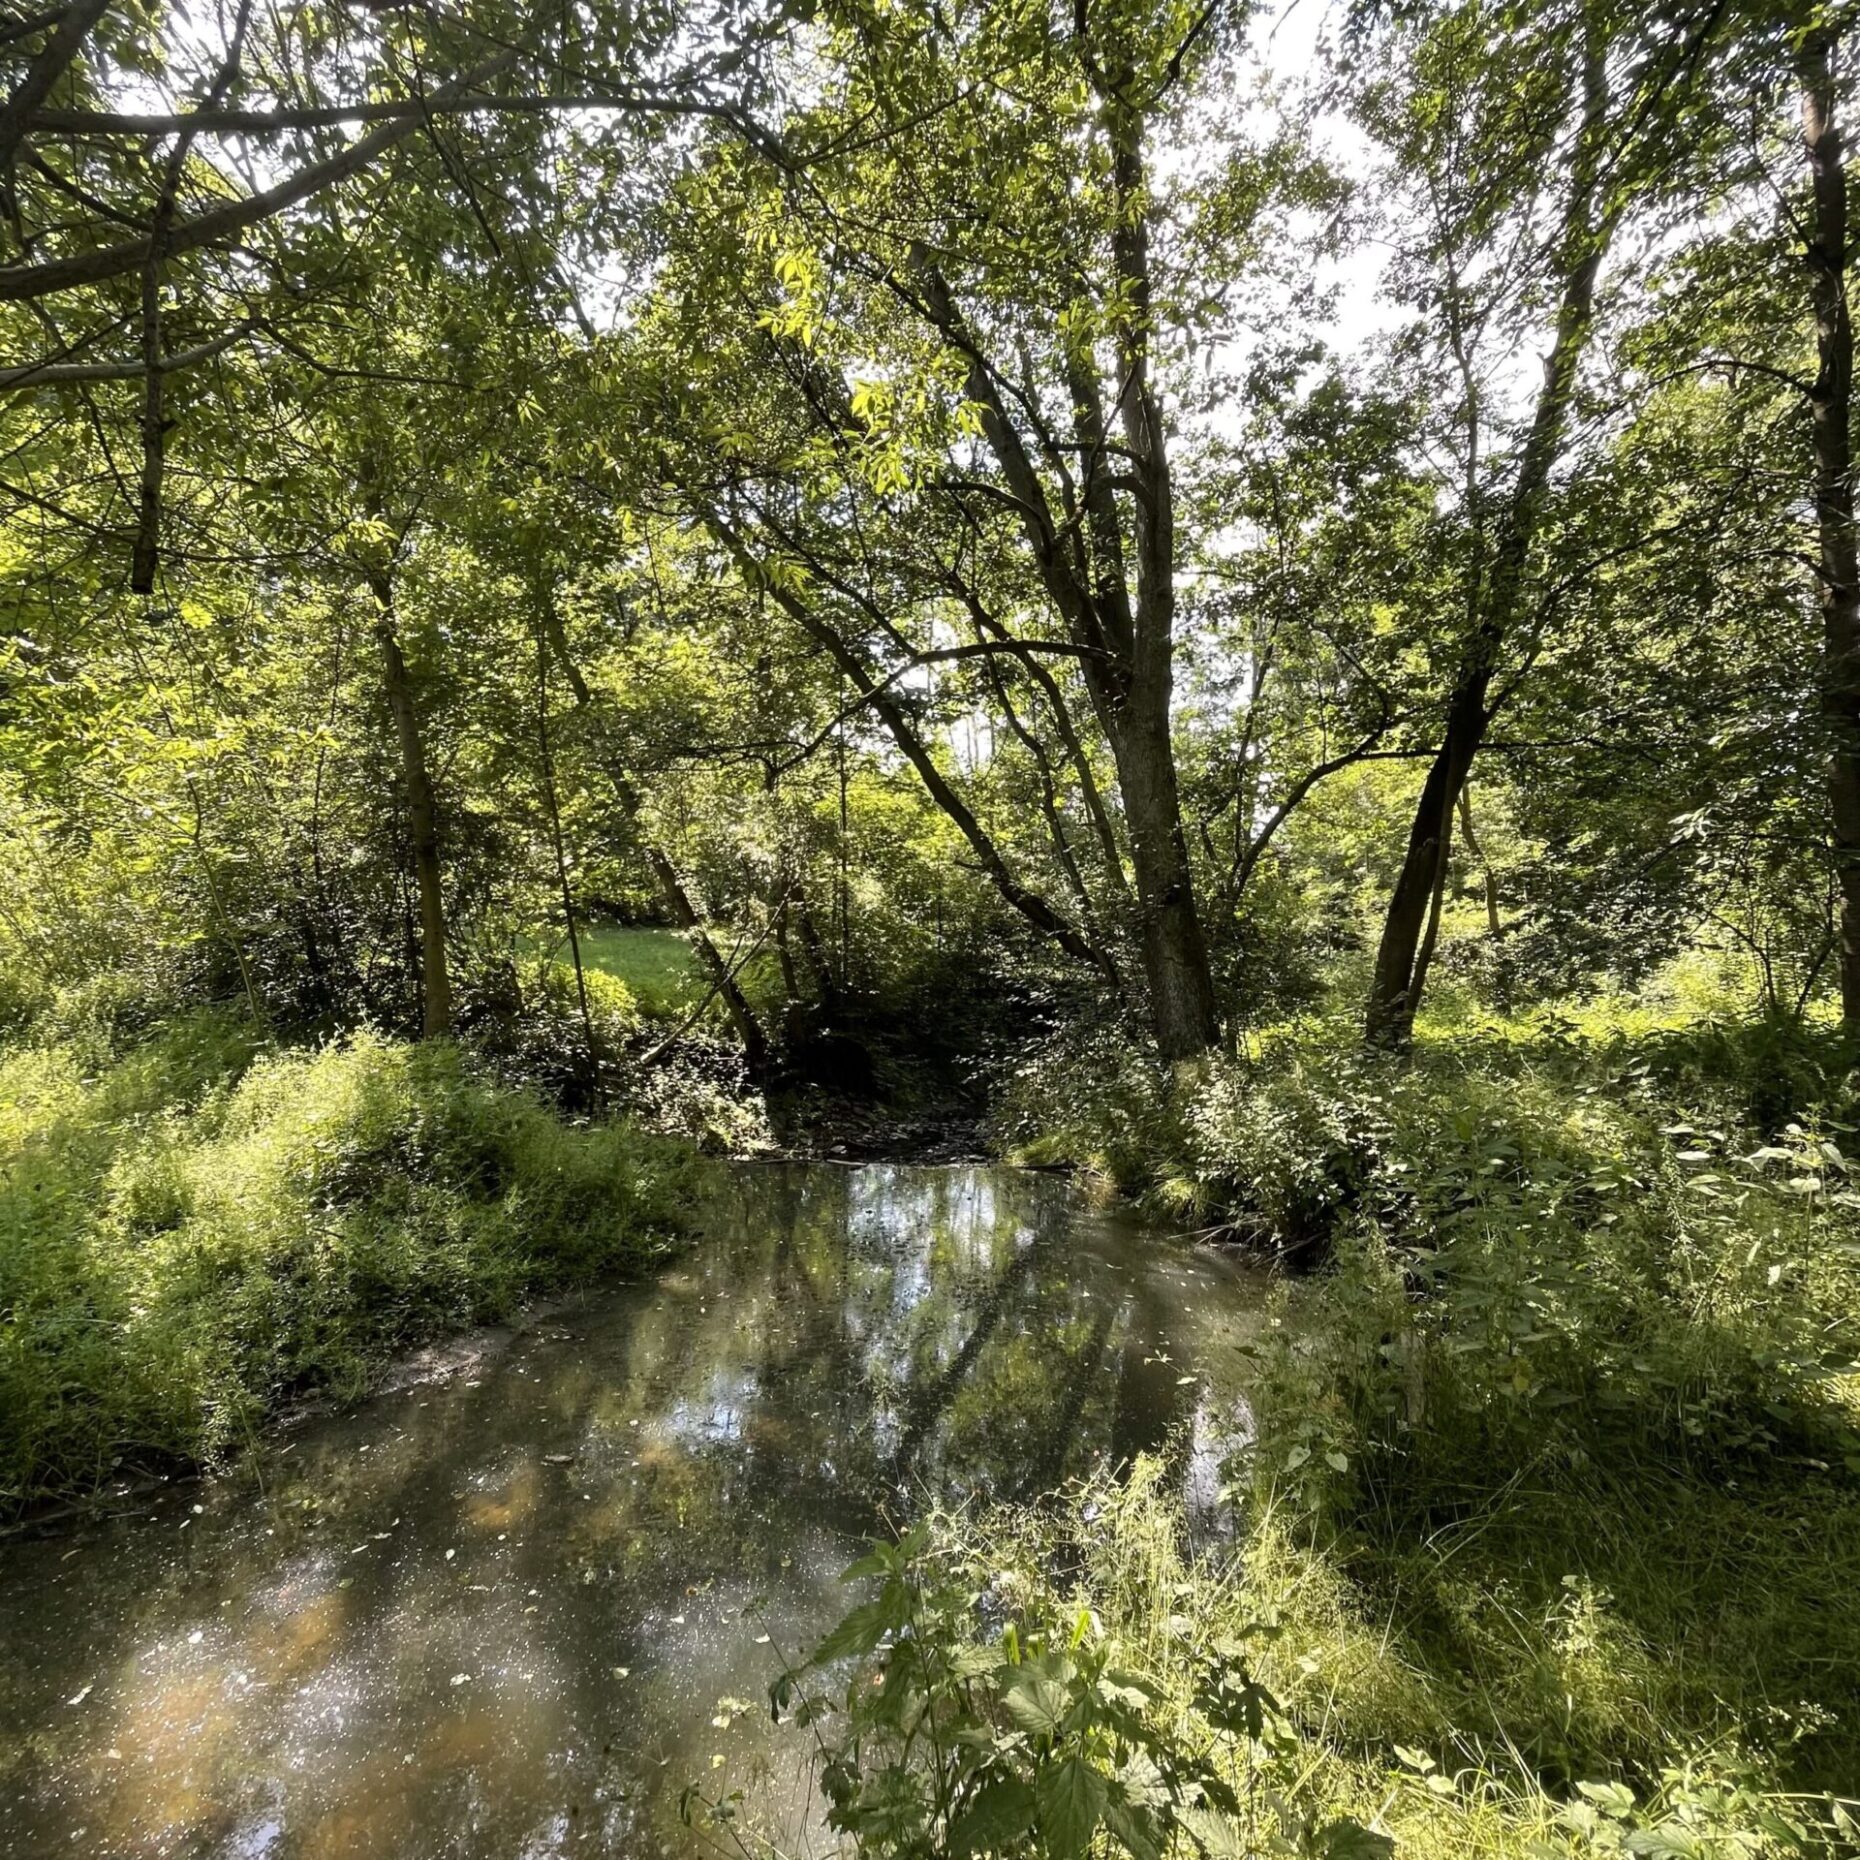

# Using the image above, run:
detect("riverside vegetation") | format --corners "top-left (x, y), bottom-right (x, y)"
top-left (4, 0), bottom-right (1860, 1856)
top-left (663, 1000), bottom-right (1858, 1860)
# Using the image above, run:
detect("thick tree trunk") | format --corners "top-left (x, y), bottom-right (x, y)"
top-left (1799, 27), bottom-right (1860, 1033)
top-left (1365, 23), bottom-right (1609, 1048)
top-left (367, 570), bottom-right (451, 1039)
top-left (1110, 678), bottom-right (1219, 1061)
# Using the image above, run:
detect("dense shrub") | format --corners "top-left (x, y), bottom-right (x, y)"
top-left (0, 1011), bottom-right (695, 1510)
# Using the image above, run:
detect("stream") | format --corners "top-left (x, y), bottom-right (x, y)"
top-left (0, 1163), bottom-right (1270, 1859)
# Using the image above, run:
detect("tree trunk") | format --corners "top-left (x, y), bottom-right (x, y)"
top-left (367, 568), bottom-right (451, 1039)
top-left (1365, 21), bottom-right (1609, 1048)
top-left (1457, 784), bottom-right (1501, 936)
top-left (790, 880), bottom-right (842, 1016)
top-left (1110, 676), bottom-right (1219, 1060)
top-left (642, 839), bottom-right (772, 1081)
top-left (535, 620), bottom-right (600, 1095)
top-left (1409, 806), bottom-right (1454, 1014)
top-left (1366, 682), bottom-right (1487, 1047)
top-left (536, 590), bottom-right (771, 1080)
top-left (1102, 105), bottom-right (1219, 1063)
top-left (903, 95), bottom-right (1219, 1061)
top-left (1799, 25), bottom-right (1860, 1033)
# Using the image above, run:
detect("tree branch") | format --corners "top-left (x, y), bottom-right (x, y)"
top-left (0, 46), bottom-right (519, 303)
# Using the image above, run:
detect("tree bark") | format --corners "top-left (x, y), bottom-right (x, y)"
top-left (1115, 671), bottom-right (1219, 1061)
top-left (535, 619), bottom-right (600, 1092)
top-left (366, 568), bottom-right (451, 1039)
top-left (1798, 24), bottom-right (1860, 1033)
top-left (1365, 22), bottom-right (1610, 1048)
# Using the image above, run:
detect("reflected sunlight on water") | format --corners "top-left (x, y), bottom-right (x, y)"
top-left (0, 1163), bottom-right (1266, 1858)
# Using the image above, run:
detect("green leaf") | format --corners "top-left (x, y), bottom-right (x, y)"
top-left (1104, 1797), bottom-right (1164, 1860)
top-left (1000, 1658), bottom-right (1072, 1739)
top-left (1181, 1804), bottom-right (1250, 1859)
top-left (1576, 1781), bottom-right (1637, 1819)
top-left (1036, 1756), bottom-right (1107, 1858)
top-left (1096, 1668), bottom-right (1159, 1711)
top-left (810, 1591), bottom-right (901, 1665)
top-left (947, 1776), bottom-right (1037, 1856)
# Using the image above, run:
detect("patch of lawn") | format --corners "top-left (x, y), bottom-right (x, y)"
top-left (553, 925), bottom-right (702, 1016)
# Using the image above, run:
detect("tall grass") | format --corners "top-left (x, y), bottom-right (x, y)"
top-left (978, 1007), bottom-right (1860, 1848)
top-left (767, 1465), bottom-right (1854, 1860)
top-left (0, 1003), bottom-right (695, 1511)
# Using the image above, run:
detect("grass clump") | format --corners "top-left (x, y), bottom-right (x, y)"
top-left (0, 1007), bottom-right (695, 1512)
top-left (753, 1465), bottom-right (1852, 1860)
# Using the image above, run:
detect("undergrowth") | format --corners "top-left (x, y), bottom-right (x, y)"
top-left (965, 1005), bottom-right (1860, 1852)
top-left (0, 994), bottom-right (695, 1512)
top-left (725, 1466), bottom-right (1855, 1860)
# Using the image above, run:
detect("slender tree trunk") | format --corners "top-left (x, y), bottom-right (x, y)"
top-left (1799, 25), bottom-right (1860, 1033)
top-left (713, 519), bottom-right (1117, 984)
top-left (790, 880), bottom-right (841, 1015)
top-left (981, 643), bottom-right (1100, 929)
top-left (536, 590), bottom-right (771, 1080)
top-left (774, 901), bottom-right (802, 1003)
top-left (1409, 808), bottom-right (1454, 1014)
top-left (1457, 785), bottom-right (1501, 936)
top-left (535, 619), bottom-right (600, 1094)
top-left (1366, 23), bottom-right (1609, 1048)
top-left (643, 840), bottom-right (772, 1080)
top-left (366, 568), bottom-right (451, 1039)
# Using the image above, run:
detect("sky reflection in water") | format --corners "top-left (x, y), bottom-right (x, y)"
top-left (0, 1163), bottom-right (1266, 1859)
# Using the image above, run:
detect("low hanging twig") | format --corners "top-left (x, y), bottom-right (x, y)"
top-left (635, 885), bottom-right (794, 1072)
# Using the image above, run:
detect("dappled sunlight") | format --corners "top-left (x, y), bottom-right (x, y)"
top-left (1, 1164), bottom-right (1261, 1856)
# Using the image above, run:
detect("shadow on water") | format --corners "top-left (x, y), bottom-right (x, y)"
top-left (0, 1163), bottom-right (1268, 1859)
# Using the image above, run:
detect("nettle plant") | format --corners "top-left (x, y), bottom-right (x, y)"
top-left (692, 1524), bottom-right (1391, 1860)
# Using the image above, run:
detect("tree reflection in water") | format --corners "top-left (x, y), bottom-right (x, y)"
top-left (0, 1164), bottom-right (1265, 1860)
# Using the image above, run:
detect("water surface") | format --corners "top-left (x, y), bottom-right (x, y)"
top-left (0, 1163), bottom-right (1266, 1858)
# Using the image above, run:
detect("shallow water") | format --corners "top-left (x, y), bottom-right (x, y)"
top-left (0, 1163), bottom-right (1268, 1858)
